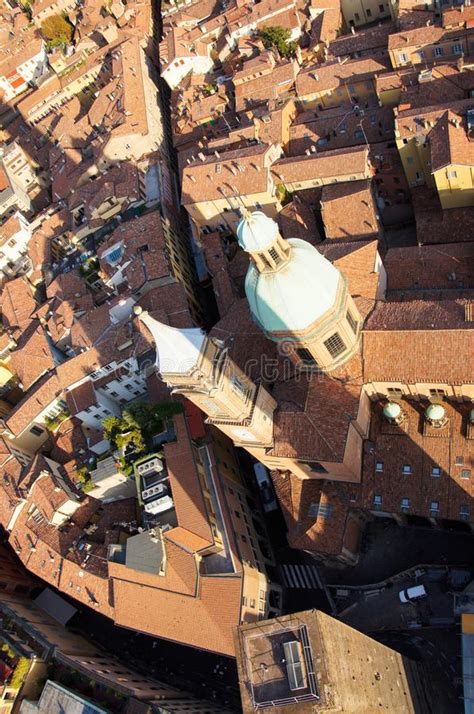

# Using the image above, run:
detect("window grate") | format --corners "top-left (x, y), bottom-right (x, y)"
top-left (324, 332), bottom-right (346, 358)
top-left (296, 348), bottom-right (317, 366)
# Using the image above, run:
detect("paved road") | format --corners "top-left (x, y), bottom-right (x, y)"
top-left (322, 518), bottom-right (474, 586)
top-left (337, 572), bottom-right (455, 631)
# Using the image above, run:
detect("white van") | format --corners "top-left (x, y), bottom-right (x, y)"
top-left (399, 584), bottom-right (427, 603)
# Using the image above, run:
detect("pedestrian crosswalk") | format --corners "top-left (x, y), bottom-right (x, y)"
top-left (279, 563), bottom-right (323, 589)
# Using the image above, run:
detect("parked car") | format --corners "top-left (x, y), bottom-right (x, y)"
top-left (399, 584), bottom-right (427, 603)
top-left (253, 463), bottom-right (278, 512)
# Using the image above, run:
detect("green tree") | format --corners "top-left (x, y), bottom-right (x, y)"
top-left (152, 402), bottom-right (183, 420)
top-left (10, 657), bottom-right (30, 689)
top-left (102, 415), bottom-right (123, 445)
top-left (41, 14), bottom-right (73, 47)
top-left (115, 429), bottom-right (146, 454)
top-left (259, 26), bottom-right (297, 58)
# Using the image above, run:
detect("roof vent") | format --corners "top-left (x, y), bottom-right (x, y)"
top-left (425, 403), bottom-right (448, 429)
top-left (383, 401), bottom-right (405, 425)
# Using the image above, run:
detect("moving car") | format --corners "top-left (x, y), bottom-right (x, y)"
top-left (399, 584), bottom-right (427, 603)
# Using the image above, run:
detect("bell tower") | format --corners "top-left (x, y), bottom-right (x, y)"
top-left (238, 211), bottom-right (362, 373)
top-left (135, 307), bottom-right (276, 450)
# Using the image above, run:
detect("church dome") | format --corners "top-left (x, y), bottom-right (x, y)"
top-left (236, 211), bottom-right (279, 252)
top-left (245, 238), bottom-right (341, 335)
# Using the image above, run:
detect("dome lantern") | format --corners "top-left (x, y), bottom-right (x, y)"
top-left (237, 209), bottom-right (291, 272)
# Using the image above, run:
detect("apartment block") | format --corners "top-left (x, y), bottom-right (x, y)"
top-left (395, 99), bottom-right (474, 207)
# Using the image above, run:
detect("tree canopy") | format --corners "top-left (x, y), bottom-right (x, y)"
top-left (41, 15), bottom-right (73, 47)
top-left (259, 26), bottom-right (297, 58)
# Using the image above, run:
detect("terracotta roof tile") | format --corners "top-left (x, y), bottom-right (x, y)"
top-left (9, 321), bottom-right (55, 390)
top-left (164, 413), bottom-right (214, 544)
top-left (112, 574), bottom-right (242, 656)
top-left (321, 180), bottom-right (380, 240)
top-left (329, 23), bottom-right (396, 56)
top-left (363, 326), bottom-right (473, 384)
top-left (428, 110), bottom-right (474, 171)
top-left (411, 187), bottom-right (474, 245)
top-left (6, 373), bottom-right (62, 436)
top-left (365, 298), bottom-right (472, 330)
top-left (395, 98), bottom-right (472, 140)
top-left (65, 381), bottom-right (97, 415)
top-left (360, 400), bottom-right (473, 521)
top-left (385, 243), bottom-right (474, 292)
top-left (1, 277), bottom-right (36, 337)
top-left (271, 360), bottom-right (363, 462)
top-left (271, 146), bottom-right (370, 183)
top-left (296, 57), bottom-right (388, 97)
top-left (278, 199), bottom-right (322, 244)
top-left (181, 144), bottom-right (277, 205)
top-left (271, 470), bottom-right (352, 555)
top-left (388, 24), bottom-right (473, 51)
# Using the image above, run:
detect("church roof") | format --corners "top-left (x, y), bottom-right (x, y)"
top-left (245, 237), bottom-right (341, 335)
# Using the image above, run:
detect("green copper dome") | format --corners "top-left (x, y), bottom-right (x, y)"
top-left (383, 402), bottom-right (401, 420)
top-left (245, 237), bottom-right (341, 336)
top-left (425, 403), bottom-right (445, 421)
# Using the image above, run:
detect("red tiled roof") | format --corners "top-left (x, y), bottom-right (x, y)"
top-left (363, 326), bottom-right (473, 384)
top-left (271, 146), bottom-right (370, 183)
top-left (112, 573), bottom-right (243, 656)
top-left (9, 321), bottom-right (54, 391)
top-left (321, 180), bottom-right (380, 240)
top-left (360, 400), bottom-right (473, 521)
top-left (164, 414), bottom-right (214, 544)
top-left (296, 57), bottom-right (388, 96)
